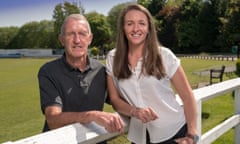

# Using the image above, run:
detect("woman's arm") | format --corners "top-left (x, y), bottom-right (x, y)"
top-left (171, 66), bottom-right (198, 136)
top-left (107, 75), bottom-right (133, 116)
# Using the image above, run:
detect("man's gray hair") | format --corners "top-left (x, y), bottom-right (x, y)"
top-left (60, 14), bottom-right (92, 35)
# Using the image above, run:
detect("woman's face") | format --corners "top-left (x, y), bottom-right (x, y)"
top-left (124, 10), bottom-right (149, 47)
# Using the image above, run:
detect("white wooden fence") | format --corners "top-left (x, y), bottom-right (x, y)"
top-left (3, 78), bottom-right (240, 144)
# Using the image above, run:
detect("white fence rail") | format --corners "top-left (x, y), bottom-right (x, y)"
top-left (4, 78), bottom-right (240, 144)
top-left (189, 78), bottom-right (240, 144)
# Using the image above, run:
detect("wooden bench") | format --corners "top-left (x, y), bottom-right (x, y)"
top-left (210, 65), bottom-right (225, 85)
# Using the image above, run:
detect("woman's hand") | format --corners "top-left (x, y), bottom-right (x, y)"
top-left (130, 107), bottom-right (158, 123)
top-left (174, 136), bottom-right (194, 144)
top-left (92, 111), bottom-right (125, 133)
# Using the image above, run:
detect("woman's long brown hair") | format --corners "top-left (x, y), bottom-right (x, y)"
top-left (113, 4), bottom-right (166, 80)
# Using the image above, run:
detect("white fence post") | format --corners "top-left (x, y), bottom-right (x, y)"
top-left (197, 100), bottom-right (202, 138)
top-left (234, 88), bottom-right (240, 144)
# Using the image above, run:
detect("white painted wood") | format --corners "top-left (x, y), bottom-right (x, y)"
top-left (9, 116), bottom-right (129, 144)
top-left (200, 115), bottom-right (240, 144)
top-left (196, 100), bottom-right (202, 138)
top-left (3, 78), bottom-right (240, 144)
top-left (12, 122), bottom-right (126, 144)
top-left (193, 78), bottom-right (240, 102)
top-left (194, 78), bottom-right (240, 144)
top-left (13, 122), bottom-right (107, 144)
top-left (174, 78), bottom-right (240, 144)
top-left (234, 89), bottom-right (240, 143)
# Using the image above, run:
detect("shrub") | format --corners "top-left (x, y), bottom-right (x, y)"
top-left (90, 46), bottom-right (100, 56)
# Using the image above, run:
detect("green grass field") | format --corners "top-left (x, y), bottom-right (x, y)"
top-left (0, 57), bottom-right (237, 143)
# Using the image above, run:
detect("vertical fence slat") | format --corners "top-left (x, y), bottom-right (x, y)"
top-left (234, 88), bottom-right (240, 144)
top-left (197, 100), bottom-right (202, 138)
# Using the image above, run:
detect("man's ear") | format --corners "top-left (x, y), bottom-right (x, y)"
top-left (58, 34), bottom-right (64, 46)
top-left (89, 34), bottom-right (93, 45)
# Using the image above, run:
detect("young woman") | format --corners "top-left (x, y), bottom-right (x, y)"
top-left (106, 4), bottom-right (198, 144)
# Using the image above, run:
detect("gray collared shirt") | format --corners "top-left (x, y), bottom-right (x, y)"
top-left (38, 54), bottom-right (107, 132)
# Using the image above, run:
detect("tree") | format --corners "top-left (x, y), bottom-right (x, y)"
top-left (8, 22), bottom-right (39, 49)
top-left (52, 4), bottom-right (64, 49)
top-left (138, 0), bottom-right (165, 16)
top-left (8, 21), bottom-right (54, 49)
top-left (222, 0), bottom-right (240, 50)
top-left (107, 3), bottom-right (131, 42)
top-left (176, 17), bottom-right (200, 53)
top-left (85, 12), bottom-right (112, 54)
top-left (37, 20), bottom-right (54, 48)
top-left (139, 0), bottom-right (181, 51)
top-left (157, 5), bottom-right (181, 51)
top-left (52, 2), bottom-right (81, 49)
top-left (173, 0), bottom-right (200, 53)
top-left (0, 27), bottom-right (19, 49)
top-left (197, 0), bottom-right (222, 52)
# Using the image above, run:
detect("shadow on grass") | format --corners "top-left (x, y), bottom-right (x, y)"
top-left (202, 112), bottom-right (210, 119)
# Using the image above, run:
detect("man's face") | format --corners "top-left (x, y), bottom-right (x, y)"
top-left (59, 18), bottom-right (92, 59)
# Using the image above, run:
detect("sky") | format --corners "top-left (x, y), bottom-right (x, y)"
top-left (0, 0), bottom-right (136, 27)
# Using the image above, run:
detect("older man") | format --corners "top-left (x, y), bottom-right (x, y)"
top-left (38, 14), bottom-right (124, 140)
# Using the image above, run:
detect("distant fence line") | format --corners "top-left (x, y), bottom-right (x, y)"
top-left (177, 54), bottom-right (238, 61)
top-left (0, 49), bottom-right (61, 58)
top-left (0, 49), bottom-right (105, 59)
top-left (0, 49), bottom-right (238, 61)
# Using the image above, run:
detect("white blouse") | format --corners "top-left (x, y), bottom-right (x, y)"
top-left (106, 47), bottom-right (186, 144)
